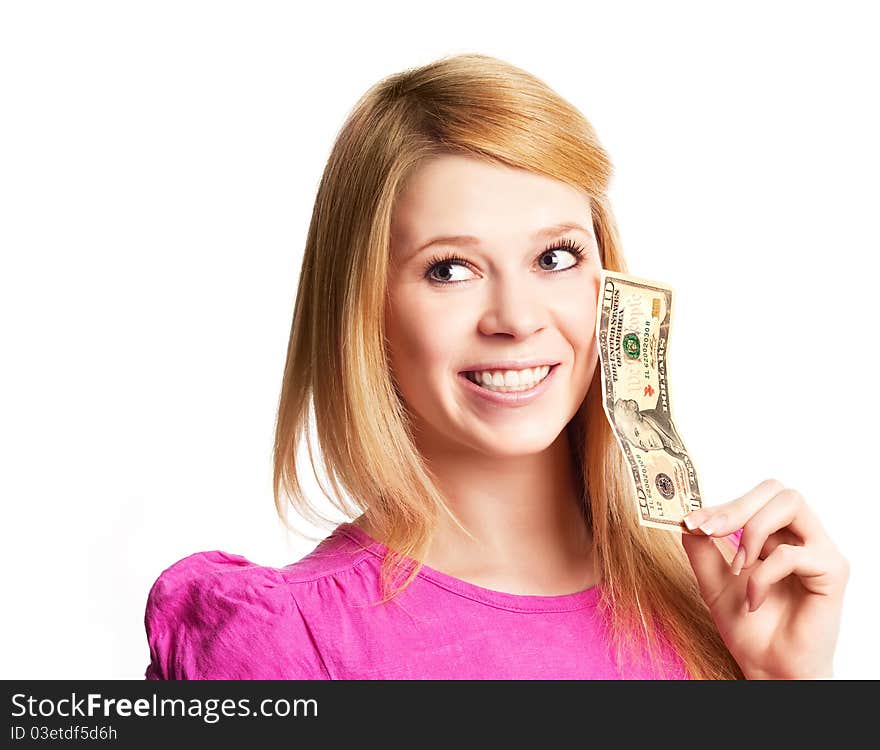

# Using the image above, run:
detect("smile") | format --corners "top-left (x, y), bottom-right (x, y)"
top-left (457, 364), bottom-right (561, 407)
top-left (465, 365), bottom-right (552, 391)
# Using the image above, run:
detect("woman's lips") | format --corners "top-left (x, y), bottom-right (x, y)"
top-left (457, 363), bottom-right (560, 407)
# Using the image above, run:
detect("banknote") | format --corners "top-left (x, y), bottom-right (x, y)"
top-left (595, 269), bottom-right (702, 532)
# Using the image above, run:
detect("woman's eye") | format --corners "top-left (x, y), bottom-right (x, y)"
top-left (423, 240), bottom-right (586, 285)
top-left (536, 249), bottom-right (580, 272)
top-left (426, 257), bottom-right (474, 284)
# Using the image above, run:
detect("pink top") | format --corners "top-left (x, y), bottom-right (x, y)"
top-left (144, 521), bottom-right (696, 679)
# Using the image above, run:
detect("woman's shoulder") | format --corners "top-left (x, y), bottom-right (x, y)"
top-left (144, 525), bottom-right (373, 680)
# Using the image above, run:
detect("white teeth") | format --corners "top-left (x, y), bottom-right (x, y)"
top-left (467, 365), bottom-right (551, 392)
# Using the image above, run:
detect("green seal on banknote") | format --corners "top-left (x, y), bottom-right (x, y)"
top-left (622, 333), bottom-right (640, 359)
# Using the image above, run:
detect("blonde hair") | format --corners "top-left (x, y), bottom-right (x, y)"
top-left (273, 53), bottom-right (744, 680)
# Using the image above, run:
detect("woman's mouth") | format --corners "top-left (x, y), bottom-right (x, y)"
top-left (464, 365), bottom-right (553, 392)
top-left (457, 364), bottom-right (561, 407)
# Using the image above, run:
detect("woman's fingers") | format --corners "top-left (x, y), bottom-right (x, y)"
top-left (745, 543), bottom-right (829, 611)
top-left (753, 530), bottom-right (799, 563)
top-left (684, 479), bottom-right (826, 548)
top-left (680, 533), bottom-right (734, 607)
top-left (735, 488), bottom-right (828, 572)
top-left (684, 478), bottom-right (783, 534)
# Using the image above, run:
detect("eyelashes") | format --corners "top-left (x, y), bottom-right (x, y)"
top-left (422, 237), bottom-right (588, 286)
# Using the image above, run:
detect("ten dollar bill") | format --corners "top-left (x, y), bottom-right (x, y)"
top-left (595, 269), bottom-right (702, 532)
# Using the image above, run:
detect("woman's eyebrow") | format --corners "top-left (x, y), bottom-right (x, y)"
top-left (408, 221), bottom-right (593, 259)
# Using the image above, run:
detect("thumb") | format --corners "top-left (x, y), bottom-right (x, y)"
top-left (681, 532), bottom-right (732, 604)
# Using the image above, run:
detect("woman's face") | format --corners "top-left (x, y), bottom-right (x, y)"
top-left (385, 153), bottom-right (603, 458)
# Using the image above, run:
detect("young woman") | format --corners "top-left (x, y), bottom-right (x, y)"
top-left (144, 53), bottom-right (848, 680)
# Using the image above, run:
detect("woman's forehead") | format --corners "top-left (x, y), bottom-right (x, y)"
top-left (392, 155), bottom-right (590, 237)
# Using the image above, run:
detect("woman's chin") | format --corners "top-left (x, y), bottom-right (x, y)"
top-left (462, 427), bottom-right (563, 458)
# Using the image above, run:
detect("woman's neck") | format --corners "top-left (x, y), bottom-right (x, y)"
top-left (356, 427), bottom-right (597, 596)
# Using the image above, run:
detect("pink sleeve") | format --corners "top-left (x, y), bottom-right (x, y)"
top-left (144, 551), bottom-right (330, 680)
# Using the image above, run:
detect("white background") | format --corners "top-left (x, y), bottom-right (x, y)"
top-left (2, 1), bottom-right (877, 679)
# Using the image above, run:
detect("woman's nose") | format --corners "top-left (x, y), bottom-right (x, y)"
top-left (476, 277), bottom-right (547, 337)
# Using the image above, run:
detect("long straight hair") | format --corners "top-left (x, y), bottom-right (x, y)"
top-left (273, 53), bottom-right (744, 679)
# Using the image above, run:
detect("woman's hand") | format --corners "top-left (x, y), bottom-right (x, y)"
top-left (680, 478), bottom-right (849, 680)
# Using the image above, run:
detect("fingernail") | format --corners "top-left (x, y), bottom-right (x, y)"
top-left (699, 513), bottom-right (726, 536)
top-left (731, 545), bottom-right (746, 576)
top-left (683, 513), bottom-right (700, 530)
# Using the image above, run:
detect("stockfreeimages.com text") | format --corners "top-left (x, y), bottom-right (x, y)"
top-left (10, 693), bottom-right (318, 724)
